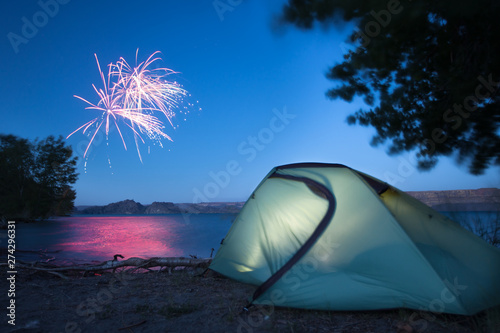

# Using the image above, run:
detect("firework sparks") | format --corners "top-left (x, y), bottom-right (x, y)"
top-left (67, 51), bottom-right (187, 162)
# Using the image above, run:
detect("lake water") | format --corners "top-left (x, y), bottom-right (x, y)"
top-left (1, 211), bottom-right (497, 264)
top-left (4, 214), bottom-right (236, 264)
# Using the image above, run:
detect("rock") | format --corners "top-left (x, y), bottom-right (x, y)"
top-left (144, 202), bottom-right (181, 214)
top-left (81, 199), bottom-right (145, 215)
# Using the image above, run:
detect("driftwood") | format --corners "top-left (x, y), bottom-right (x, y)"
top-left (2, 255), bottom-right (213, 279)
top-left (118, 320), bottom-right (147, 331)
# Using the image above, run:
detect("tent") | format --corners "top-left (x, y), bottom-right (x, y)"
top-left (209, 163), bottom-right (500, 315)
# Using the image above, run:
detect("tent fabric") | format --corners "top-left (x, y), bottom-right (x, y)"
top-left (209, 163), bottom-right (500, 315)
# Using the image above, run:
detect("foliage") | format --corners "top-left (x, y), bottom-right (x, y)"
top-left (0, 134), bottom-right (78, 220)
top-left (280, 0), bottom-right (500, 174)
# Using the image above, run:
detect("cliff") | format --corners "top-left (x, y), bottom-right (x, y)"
top-left (406, 188), bottom-right (500, 211)
top-left (176, 202), bottom-right (244, 214)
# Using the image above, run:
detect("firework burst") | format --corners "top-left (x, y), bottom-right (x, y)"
top-left (67, 50), bottom-right (188, 162)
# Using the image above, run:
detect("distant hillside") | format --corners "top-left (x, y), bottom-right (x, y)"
top-left (75, 201), bottom-right (244, 215)
top-left (75, 188), bottom-right (499, 215)
top-left (78, 200), bottom-right (146, 215)
top-left (406, 188), bottom-right (500, 211)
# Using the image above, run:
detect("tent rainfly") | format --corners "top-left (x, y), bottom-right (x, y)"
top-left (209, 163), bottom-right (500, 315)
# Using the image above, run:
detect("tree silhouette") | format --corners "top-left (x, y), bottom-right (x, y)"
top-left (0, 134), bottom-right (78, 220)
top-left (279, 0), bottom-right (500, 174)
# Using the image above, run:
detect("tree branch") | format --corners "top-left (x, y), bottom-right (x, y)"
top-left (1, 255), bottom-right (212, 278)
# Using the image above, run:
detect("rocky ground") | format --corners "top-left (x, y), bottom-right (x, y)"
top-left (2, 268), bottom-right (496, 333)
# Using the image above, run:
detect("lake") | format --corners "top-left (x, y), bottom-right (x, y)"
top-left (1, 211), bottom-right (497, 264)
top-left (4, 214), bottom-right (236, 264)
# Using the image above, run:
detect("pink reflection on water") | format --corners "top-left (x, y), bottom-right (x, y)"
top-left (57, 216), bottom-right (183, 260)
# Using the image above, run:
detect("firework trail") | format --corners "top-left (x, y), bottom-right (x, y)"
top-left (67, 51), bottom-right (188, 162)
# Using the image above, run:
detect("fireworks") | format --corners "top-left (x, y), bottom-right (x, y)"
top-left (67, 50), bottom-right (188, 162)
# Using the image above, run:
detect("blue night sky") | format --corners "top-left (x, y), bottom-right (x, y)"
top-left (1, 1), bottom-right (499, 206)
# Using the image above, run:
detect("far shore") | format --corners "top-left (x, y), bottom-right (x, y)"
top-left (2, 188), bottom-right (498, 229)
top-left (74, 187), bottom-right (500, 215)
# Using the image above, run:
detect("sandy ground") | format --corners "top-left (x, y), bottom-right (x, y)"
top-left (1, 266), bottom-right (493, 333)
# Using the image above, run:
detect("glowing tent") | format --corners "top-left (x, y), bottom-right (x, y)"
top-left (209, 163), bottom-right (500, 315)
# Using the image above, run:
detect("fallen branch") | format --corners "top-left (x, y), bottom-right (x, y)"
top-left (1, 256), bottom-right (212, 277)
top-left (118, 320), bottom-right (147, 331)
